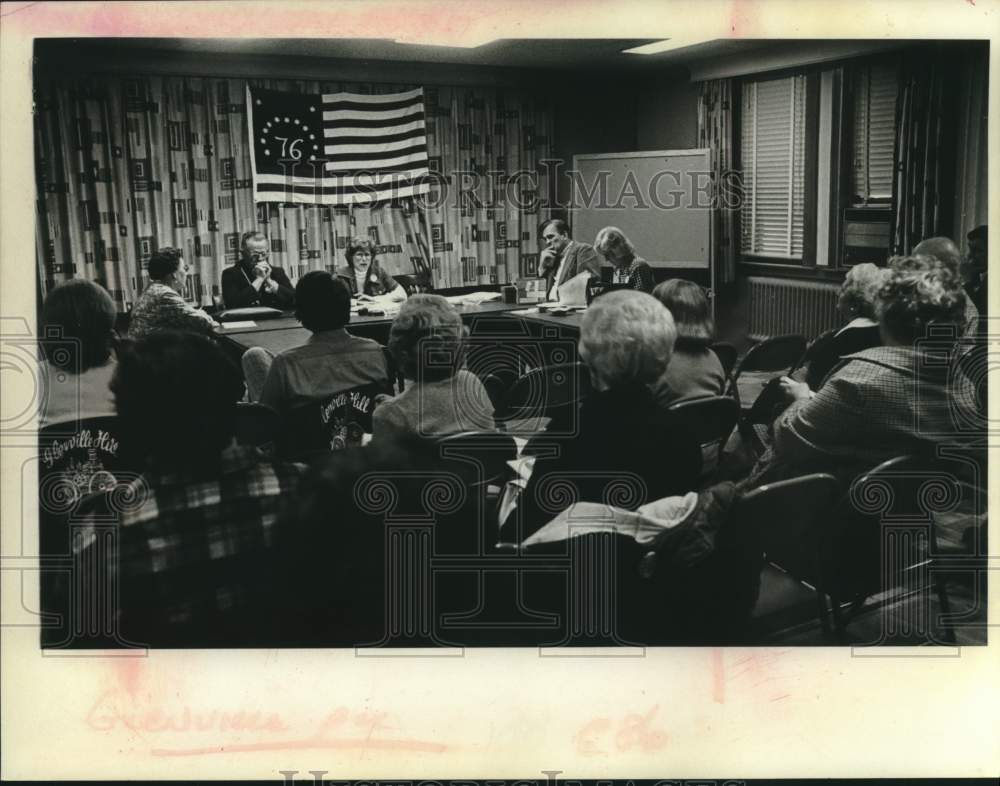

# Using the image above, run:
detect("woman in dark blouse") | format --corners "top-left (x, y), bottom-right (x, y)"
top-left (594, 226), bottom-right (655, 293)
top-left (335, 237), bottom-right (407, 303)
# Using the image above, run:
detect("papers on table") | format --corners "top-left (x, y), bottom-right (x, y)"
top-left (556, 270), bottom-right (590, 306)
top-left (219, 321), bottom-right (258, 329)
top-left (445, 291), bottom-right (502, 306)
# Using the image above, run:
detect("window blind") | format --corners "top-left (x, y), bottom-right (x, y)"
top-left (852, 62), bottom-right (898, 204)
top-left (740, 75), bottom-right (807, 259)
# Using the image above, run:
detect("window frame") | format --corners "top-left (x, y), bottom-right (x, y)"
top-left (734, 68), bottom-right (820, 268)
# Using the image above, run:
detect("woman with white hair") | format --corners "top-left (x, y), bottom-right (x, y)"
top-left (517, 290), bottom-right (702, 539)
top-left (801, 262), bottom-right (887, 389)
top-left (594, 226), bottom-right (655, 293)
top-left (372, 294), bottom-right (494, 441)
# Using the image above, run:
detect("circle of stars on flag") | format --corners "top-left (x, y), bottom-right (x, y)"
top-left (255, 97), bottom-right (321, 162)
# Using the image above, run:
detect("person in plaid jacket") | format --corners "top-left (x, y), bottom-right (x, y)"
top-left (746, 254), bottom-right (977, 489)
top-left (92, 331), bottom-right (306, 645)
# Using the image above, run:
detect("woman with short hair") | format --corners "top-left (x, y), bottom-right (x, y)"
top-left (801, 262), bottom-right (887, 389)
top-left (650, 279), bottom-right (726, 405)
top-left (372, 294), bottom-right (493, 440)
top-left (594, 226), bottom-right (655, 293)
top-left (518, 290), bottom-right (702, 539)
top-left (336, 238), bottom-right (407, 303)
top-left (38, 279), bottom-right (120, 425)
top-left (129, 247), bottom-right (218, 339)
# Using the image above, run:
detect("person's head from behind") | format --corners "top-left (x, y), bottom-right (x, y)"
top-left (837, 263), bottom-right (888, 321)
top-left (112, 332), bottom-right (244, 470)
top-left (41, 279), bottom-right (117, 375)
top-left (967, 225), bottom-right (987, 273)
top-left (540, 218), bottom-right (571, 255)
top-left (147, 247), bottom-right (189, 293)
top-left (913, 236), bottom-right (962, 277)
top-left (580, 290), bottom-right (676, 391)
top-left (876, 254), bottom-right (967, 347)
top-left (652, 279), bottom-right (714, 348)
top-left (240, 231), bottom-right (269, 268)
top-left (295, 271), bottom-right (350, 333)
top-left (345, 237), bottom-right (378, 277)
top-left (594, 226), bottom-right (636, 268)
top-left (388, 294), bottom-right (465, 383)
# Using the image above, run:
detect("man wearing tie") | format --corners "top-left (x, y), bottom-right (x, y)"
top-left (538, 219), bottom-right (601, 301)
top-left (221, 231), bottom-right (296, 309)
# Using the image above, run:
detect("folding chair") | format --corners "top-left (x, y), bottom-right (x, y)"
top-left (500, 361), bottom-right (592, 429)
top-left (709, 341), bottom-right (738, 381)
top-left (725, 334), bottom-right (807, 411)
top-left (667, 396), bottom-right (739, 480)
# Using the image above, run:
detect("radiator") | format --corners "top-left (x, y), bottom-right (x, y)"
top-left (745, 276), bottom-right (841, 342)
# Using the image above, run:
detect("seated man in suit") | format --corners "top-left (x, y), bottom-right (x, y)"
top-left (221, 230), bottom-right (295, 309)
top-left (538, 218), bottom-right (601, 301)
top-left (248, 271), bottom-right (390, 417)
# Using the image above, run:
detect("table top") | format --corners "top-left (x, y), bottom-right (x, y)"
top-left (217, 301), bottom-right (526, 352)
top-left (502, 308), bottom-right (584, 331)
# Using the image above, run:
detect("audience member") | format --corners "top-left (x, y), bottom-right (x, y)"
top-left (335, 237), bottom-right (407, 302)
top-left (516, 290), bottom-right (702, 540)
top-left (538, 218), bottom-right (601, 301)
top-left (373, 294), bottom-right (494, 441)
top-left (913, 235), bottom-right (979, 332)
top-left (746, 254), bottom-right (973, 488)
top-left (221, 231), bottom-right (295, 309)
top-left (102, 332), bottom-right (305, 644)
top-left (38, 279), bottom-right (119, 426)
top-left (650, 279), bottom-right (726, 404)
top-left (594, 226), bottom-right (655, 293)
top-left (243, 271), bottom-right (389, 415)
top-left (802, 263), bottom-right (886, 389)
top-left (128, 247), bottom-right (218, 339)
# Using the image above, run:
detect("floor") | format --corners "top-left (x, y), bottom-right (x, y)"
top-left (750, 562), bottom-right (988, 646)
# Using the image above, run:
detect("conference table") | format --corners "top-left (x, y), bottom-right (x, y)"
top-left (216, 301), bottom-right (590, 355)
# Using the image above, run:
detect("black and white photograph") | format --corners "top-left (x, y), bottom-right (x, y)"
top-left (1, 0), bottom-right (996, 781)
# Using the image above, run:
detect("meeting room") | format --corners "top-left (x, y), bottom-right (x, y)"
top-left (30, 36), bottom-right (988, 649)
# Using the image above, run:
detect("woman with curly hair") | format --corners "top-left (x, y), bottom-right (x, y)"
top-left (372, 294), bottom-right (493, 441)
top-left (800, 263), bottom-right (887, 389)
top-left (335, 237), bottom-right (407, 303)
top-left (746, 254), bottom-right (974, 487)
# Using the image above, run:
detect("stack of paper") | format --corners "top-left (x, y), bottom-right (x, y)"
top-left (445, 291), bottom-right (502, 306)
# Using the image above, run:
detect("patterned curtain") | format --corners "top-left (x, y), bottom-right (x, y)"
top-left (34, 75), bottom-right (554, 309)
top-left (889, 49), bottom-right (952, 255)
top-left (697, 78), bottom-right (738, 286)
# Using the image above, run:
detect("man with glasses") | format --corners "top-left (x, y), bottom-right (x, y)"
top-left (221, 231), bottom-right (296, 309)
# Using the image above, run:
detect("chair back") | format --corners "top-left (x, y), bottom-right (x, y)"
top-left (503, 362), bottom-right (592, 422)
top-left (667, 396), bottom-right (739, 477)
top-left (709, 341), bottom-right (738, 380)
top-left (740, 472), bottom-right (841, 585)
top-left (726, 334), bottom-right (807, 406)
top-left (280, 380), bottom-right (393, 458)
top-left (735, 334), bottom-right (808, 375)
top-left (234, 402), bottom-right (280, 448)
top-left (394, 272), bottom-right (434, 296)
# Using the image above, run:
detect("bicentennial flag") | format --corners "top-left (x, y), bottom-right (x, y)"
top-left (247, 85), bottom-right (431, 205)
